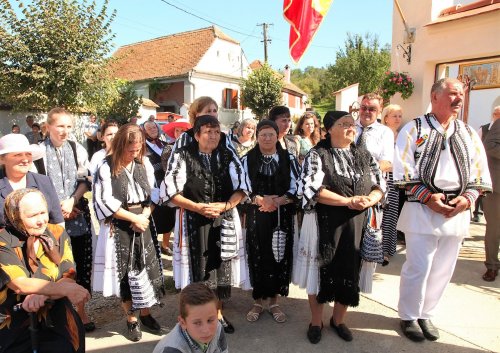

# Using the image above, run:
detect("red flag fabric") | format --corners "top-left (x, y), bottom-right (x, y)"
top-left (283, 0), bottom-right (333, 63)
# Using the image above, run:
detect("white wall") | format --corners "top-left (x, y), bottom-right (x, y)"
top-left (468, 89), bottom-right (500, 130)
top-left (0, 110), bottom-right (88, 143)
top-left (390, 0), bottom-right (500, 122)
top-left (335, 84), bottom-right (359, 112)
top-left (0, 111), bottom-right (40, 136)
top-left (196, 38), bottom-right (249, 78)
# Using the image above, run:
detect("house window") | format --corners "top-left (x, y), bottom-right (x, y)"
top-left (223, 88), bottom-right (238, 109)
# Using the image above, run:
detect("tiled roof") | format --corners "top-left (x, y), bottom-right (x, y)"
top-left (111, 26), bottom-right (239, 82)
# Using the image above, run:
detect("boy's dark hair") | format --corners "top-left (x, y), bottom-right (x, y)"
top-left (179, 283), bottom-right (217, 319)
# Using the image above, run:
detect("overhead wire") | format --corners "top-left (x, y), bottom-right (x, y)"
top-left (157, 0), bottom-right (338, 49)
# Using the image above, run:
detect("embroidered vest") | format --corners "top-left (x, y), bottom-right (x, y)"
top-left (105, 155), bottom-right (151, 208)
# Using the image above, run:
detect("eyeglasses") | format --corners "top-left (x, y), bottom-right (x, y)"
top-left (335, 123), bottom-right (356, 129)
top-left (258, 133), bottom-right (277, 139)
top-left (360, 105), bottom-right (379, 113)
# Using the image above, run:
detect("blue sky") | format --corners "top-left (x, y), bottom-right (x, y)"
top-left (106, 0), bottom-right (394, 71)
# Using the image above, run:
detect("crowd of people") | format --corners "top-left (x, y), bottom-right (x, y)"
top-left (0, 77), bottom-right (496, 353)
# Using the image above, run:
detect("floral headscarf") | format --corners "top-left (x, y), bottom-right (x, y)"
top-left (4, 188), bottom-right (60, 272)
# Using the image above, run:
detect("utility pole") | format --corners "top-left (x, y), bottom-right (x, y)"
top-left (257, 23), bottom-right (272, 62)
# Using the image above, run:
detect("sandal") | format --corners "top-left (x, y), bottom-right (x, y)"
top-left (246, 303), bottom-right (264, 322)
top-left (268, 304), bottom-right (287, 323)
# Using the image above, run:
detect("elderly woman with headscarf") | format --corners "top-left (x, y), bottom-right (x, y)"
top-left (293, 111), bottom-right (385, 344)
top-left (161, 115), bottom-right (251, 334)
top-left (0, 188), bottom-right (90, 353)
top-left (241, 120), bottom-right (300, 324)
top-left (0, 134), bottom-right (64, 228)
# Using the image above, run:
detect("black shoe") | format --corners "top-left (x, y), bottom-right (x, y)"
top-left (219, 316), bottom-right (234, 334)
top-left (127, 321), bottom-right (142, 342)
top-left (417, 319), bottom-right (440, 341)
top-left (472, 215), bottom-right (480, 222)
top-left (330, 317), bottom-right (353, 342)
top-left (307, 323), bottom-right (323, 344)
top-left (139, 314), bottom-right (161, 333)
top-left (83, 321), bottom-right (96, 332)
top-left (400, 320), bottom-right (425, 342)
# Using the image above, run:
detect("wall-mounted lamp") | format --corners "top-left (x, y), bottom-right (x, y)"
top-left (394, 0), bottom-right (415, 65)
top-left (397, 44), bottom-right (412, 65)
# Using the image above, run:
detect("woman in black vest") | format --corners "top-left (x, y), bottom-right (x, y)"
top-left (162, 115), bottom-right (251, 334)
top-left (293, 111), bottom-right (385, 344)
top-left (242, 120), bottom-right (300, 324)
top-left (93, 124), bottom-right (164, 342)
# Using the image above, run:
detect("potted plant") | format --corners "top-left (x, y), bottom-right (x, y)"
top-left (381, 71), bottom-right (414, 101)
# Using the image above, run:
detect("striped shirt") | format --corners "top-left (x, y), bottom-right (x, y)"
top-left (93, 158), bottom-right (156, 221)
top-left (297, 147), bottom-right (385, 210)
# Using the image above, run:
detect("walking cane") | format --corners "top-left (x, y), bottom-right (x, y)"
top-left (13, 299), bottom-right (55, 353)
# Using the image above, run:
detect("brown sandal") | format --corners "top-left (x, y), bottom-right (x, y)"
top-left (246, 303), bottom-right (263, 322)
top-left (269, 304), bottom-right (287, 323)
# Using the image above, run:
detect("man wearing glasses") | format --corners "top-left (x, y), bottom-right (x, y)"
top-left (355, 93), bottom-right (394, 173)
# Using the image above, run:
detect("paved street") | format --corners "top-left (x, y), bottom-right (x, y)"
top-left (85, 221), bottom-right (499, 353)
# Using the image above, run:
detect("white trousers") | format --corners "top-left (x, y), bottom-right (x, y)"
top-left (398, 232), bottom-right (462, 320)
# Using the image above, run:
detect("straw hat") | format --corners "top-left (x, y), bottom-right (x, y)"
top-left (0, 134), bottom-right (45, 161)
top-left (162, 118), bottom-right (192, 139)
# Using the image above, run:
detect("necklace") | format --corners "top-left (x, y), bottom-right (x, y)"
top-left (261, 154), bottom-right (276, 165)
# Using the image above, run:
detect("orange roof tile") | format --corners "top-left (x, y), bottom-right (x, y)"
top-left (111, 26), bottom-right (239, 82)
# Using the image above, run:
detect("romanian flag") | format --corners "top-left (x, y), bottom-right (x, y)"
top-left (283, 0), bottom-right (333, 63)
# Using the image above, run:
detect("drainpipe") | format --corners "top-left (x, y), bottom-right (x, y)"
top-left (186, 70), bottom-right (195, 103)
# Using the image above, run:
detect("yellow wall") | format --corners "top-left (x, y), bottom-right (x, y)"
top-left (390, 0), bottom-right (500, 122)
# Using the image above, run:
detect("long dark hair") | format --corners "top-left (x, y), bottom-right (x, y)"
top-left (294, 112), bottom-right (320, 145)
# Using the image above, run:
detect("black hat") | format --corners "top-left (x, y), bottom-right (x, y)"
top-left (256, 119), bottom-right (279, 136)
top-left (323, 111), bottom-right (350, 131)
top-left (193, 115), bottom-right (220, 134)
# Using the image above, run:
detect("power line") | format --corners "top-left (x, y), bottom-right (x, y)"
top-left (158, 0), bottom-right (260, 39)
top-left (157, 0), bottom-right (339, 50)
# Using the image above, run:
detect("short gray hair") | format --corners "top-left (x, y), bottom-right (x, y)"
top-left (431, 78), bottom-right (463, 96)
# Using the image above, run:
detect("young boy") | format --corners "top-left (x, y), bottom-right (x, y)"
top-left (153, 283), bottom-right (228, 353)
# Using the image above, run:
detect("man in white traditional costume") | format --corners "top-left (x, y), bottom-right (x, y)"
top-left (394, 78), bottom-right (492, 342)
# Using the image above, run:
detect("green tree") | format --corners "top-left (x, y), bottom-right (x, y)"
top-left (291, 66), bottom-right (330, 104)
top-left (326, 33), bottom-right (391, 97)
top-left (97, 80), bottom-right (141, 125)
top-left (0, 0), bottom-right (116, 112)
top-left (241, 63), bottom-right (283, 120)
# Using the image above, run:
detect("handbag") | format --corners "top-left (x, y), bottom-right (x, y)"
top-left (128, 232), bottom-right (159, 311)
top-left (360, 206), bottom-right (384, 264)
top-left (220, 211), bottom-right (238, 261)
top-left (272, 206), bottom-right (287, 263)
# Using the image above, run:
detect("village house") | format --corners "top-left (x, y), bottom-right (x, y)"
top-left (390, 0), bottom-right (500, 128)
top-left (111, 26), bottom-right (253, 127)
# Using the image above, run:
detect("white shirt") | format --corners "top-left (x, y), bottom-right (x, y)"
top-left (355, 121), bottom-right (394, 163)
top-left (393, 115), bottom-right (491, 237)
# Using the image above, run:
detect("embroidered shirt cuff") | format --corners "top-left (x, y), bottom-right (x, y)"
top-left (462, 189), bottom-right (479, 209)
top-left (407, 184), bottom-right (433, 204)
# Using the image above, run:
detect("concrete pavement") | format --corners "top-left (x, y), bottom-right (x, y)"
top-left (85, 221), bottom-right (499, 353)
